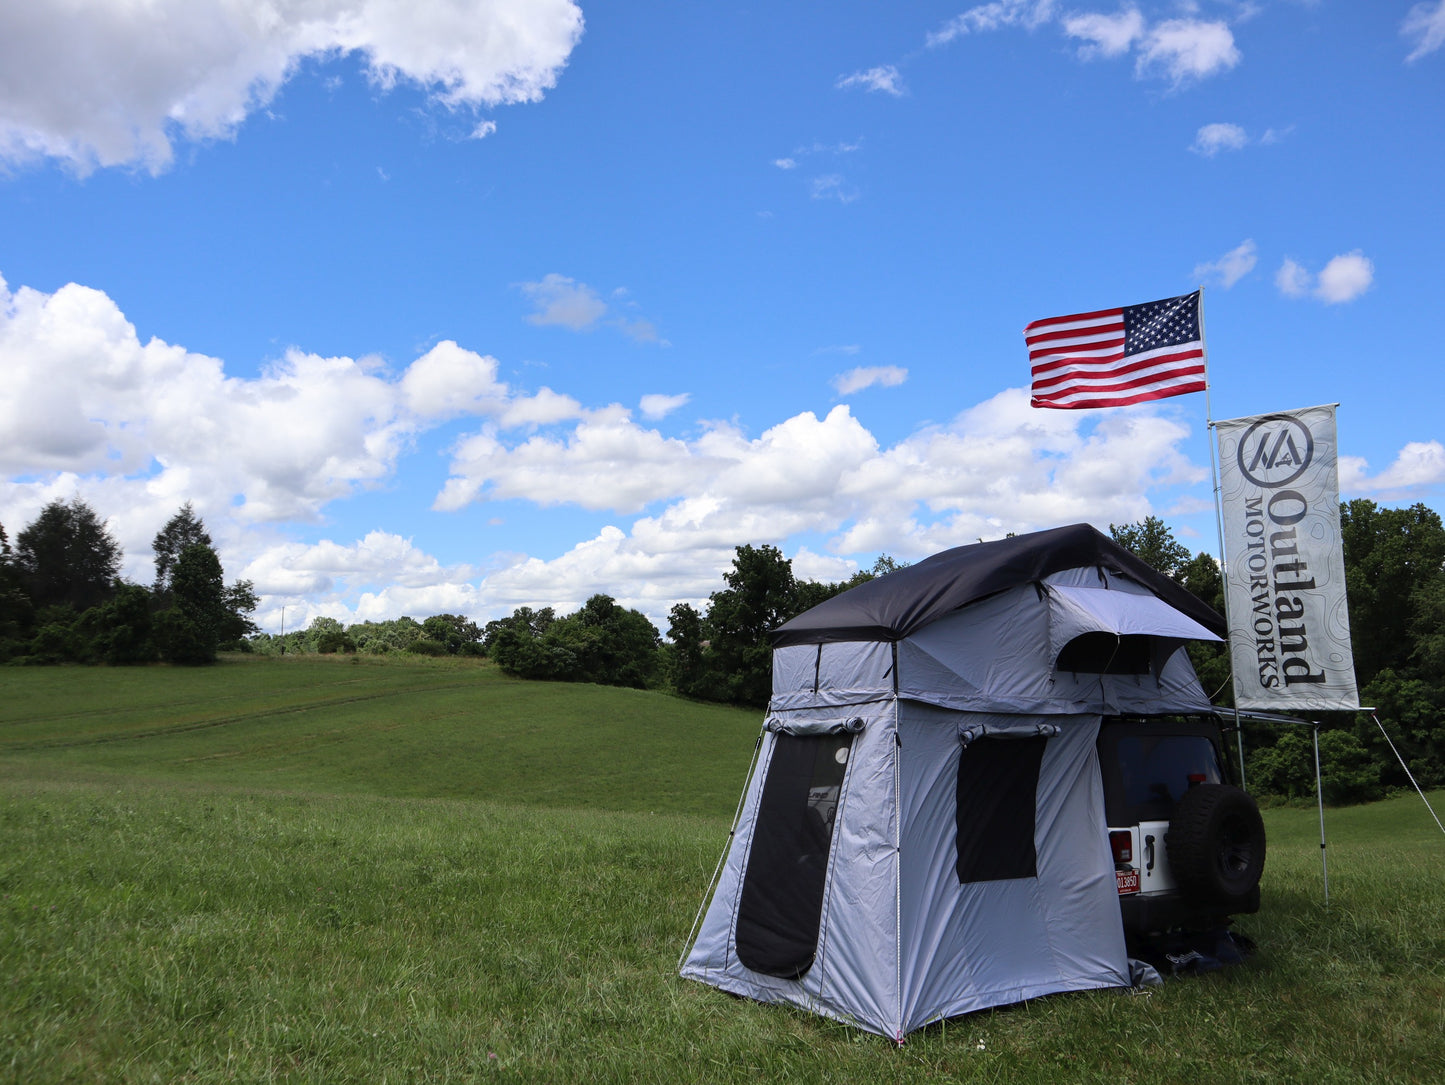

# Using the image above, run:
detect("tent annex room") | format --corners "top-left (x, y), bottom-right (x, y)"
top-left (679, 524), bottom-right (1227, 1040)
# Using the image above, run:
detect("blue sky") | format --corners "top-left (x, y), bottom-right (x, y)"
top-left (2, 0), bottom-right (1443, 634)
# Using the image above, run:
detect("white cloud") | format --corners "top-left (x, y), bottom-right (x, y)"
top-left (1314, 250), bottom-right (1374, 303)
top-left (1063, 8), bottom-right (1145, 59)
top-left (0, 0), bottom-right (584, 174)
top-left (518, 273), bottom-right (665, 341)
top-left (927, 1), bottom-right (1058, 47)
top-left (1339, 442), bottom-right (1445, 496)
top-left (498, 387), bottom-right (584, 429)
top-left (773, 157), bottom-right (797, 170)
top-left (927, 5), bottom-right (1238, 87)
top-left (639, 393), bottom-right (690, 420)
top-left (1192, 239), bottom-right (1257, 288)
top-left (470, 120), bottom-right (498, 140)
top-left (434, 388), bottom-right (1207, 587)
top-left (1275, 257), bottom-right (1311, 298)
top-left (836, 65), bottom-right (905, 96)
top-left (0, 269), bottom-right (1234, 634)
top-left (519, 273), bottom-right (608, 330)
top-left (1403, 1), bottom-right (1445, 62)
top-left (1275, 251), bottom-right (1374, 303)
top-left (1136, 19), bottom-right (1240, 84)
top-left (832, 366), bottom-right (909, 396)
top-left (400, 340), bottom-right (509, 418)
top-left (1190, 122), bottom-right (1248, 156)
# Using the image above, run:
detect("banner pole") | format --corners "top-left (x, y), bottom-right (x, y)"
top-left (1198, 287), bottom-right (1247, 786)
top-left (1312, 723), bottom-right (1330, 906)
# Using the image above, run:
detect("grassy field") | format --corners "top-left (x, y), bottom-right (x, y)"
top-left (2, 656), bottom-right (1443, 1083)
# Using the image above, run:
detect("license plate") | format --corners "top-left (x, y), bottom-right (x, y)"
top-left (1116, 869), bottom-right (1140, 895)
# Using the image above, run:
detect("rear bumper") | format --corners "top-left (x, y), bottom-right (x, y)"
top-left (1120, 885), bottom-right (1260, 935)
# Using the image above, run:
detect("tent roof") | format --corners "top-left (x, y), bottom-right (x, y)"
top-left (771, 523), bottom-right (1226, 646)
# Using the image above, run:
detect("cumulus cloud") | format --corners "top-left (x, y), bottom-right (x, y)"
top-left (0, 0), bottom-right (584, 174)
top-left (831, 366), bottom-right (909, 396)
top-left (1339, 441), bottom-right (1445, 496)
top-left (433, 388), bottom-right (1207, 584)
top-left (1190, 122), bottom-right (1248, 156)
top-left (0, 268), bottom-right (1244, 633)
top-left (0, 270), bottom-right (661, 547)
top-left (1275, 251), bottom-right (1374, 303)
top-left (1314, 251), bottom-right (1375, 303)
top-left (1403, 1), bottom-right (1445, 61)
top-left (1192, 239), bottom-right (1257, 288)
top-left (836, 65), bottom-right (906, 96)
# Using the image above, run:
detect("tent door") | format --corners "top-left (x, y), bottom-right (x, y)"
top-left (735, 732), bottom-right (854, 979)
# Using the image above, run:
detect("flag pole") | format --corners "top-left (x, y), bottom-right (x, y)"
top-left (1198, 286), bottom-right (1247, 786)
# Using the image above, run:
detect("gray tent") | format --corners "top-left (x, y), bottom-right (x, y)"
top-left (679, 524), bottom-right (1225, 1040)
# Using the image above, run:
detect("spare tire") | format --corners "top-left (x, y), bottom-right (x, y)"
top-left (1166, 783), bottom-right (1266, 908)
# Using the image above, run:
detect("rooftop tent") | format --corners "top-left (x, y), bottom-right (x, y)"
top-left (679, 524), bottom-right (1224, 1040)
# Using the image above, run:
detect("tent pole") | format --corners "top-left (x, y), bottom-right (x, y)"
top-left (1312, 723), bottom-right (1329, 906)
top-left (893, 725), bottom-right (904, 1047)
top-left (1198, 286), bottom-right (1246, 787)
top-left (677, 727), bottom-right (765, 971)
top-left (1373, 713), bottom-right (1445, 836)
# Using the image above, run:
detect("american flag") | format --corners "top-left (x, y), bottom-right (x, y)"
top-left (1025, 290), bottom-right (1206, 409)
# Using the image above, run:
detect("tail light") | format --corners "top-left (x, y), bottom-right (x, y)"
top-left (1187, 773), bottom-right (1207, 787)
top-left (1109, 830), bottom-right (1133, 865)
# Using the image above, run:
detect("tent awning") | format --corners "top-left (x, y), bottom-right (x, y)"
top-left (1047, 584), bottom-right (1223, 645)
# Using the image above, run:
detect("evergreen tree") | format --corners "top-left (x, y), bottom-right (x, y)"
top-left (15, 498), bottom-right (121, 612)
top-left (0, 523), bottom-right (34, 660)
top-left (152, 503), bottom-right (212, 599)
top-left (156, 543), bottom-right (227, 664)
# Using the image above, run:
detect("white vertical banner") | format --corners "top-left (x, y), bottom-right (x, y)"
top-left (1215, 404), bottom-right (1359, 711)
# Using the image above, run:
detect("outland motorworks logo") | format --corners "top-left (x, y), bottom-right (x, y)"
top-left (1237, 414), bottom-right (1315, 488)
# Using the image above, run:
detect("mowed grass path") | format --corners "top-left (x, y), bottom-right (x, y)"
top-left (2, 657), bottom-right (1444, 1083)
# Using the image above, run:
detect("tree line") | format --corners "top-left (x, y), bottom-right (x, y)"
top-left (471, 502), bottom-right (1445, 803)
top-left (6, 493), bottom-right (1441, 804)
top-left (1, 500), bottom-right (256, 664)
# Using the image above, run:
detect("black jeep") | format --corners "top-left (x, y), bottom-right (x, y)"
top-left (1098, 714), bottom-right (1267, 936)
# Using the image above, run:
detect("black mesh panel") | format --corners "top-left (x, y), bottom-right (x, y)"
top-left (735, 732), bottom-right (853, 978)
top-left (956, 735), bottom-right (1046, 883)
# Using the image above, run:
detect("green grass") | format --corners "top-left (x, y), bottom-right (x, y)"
top-left (2, 656), bottom-right (1444, 1083)
top-left (0, 655), bottom-right (759, 815)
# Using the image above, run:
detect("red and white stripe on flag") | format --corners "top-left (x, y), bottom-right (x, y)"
top-left (1025, 291), bottom-right (1207, 409)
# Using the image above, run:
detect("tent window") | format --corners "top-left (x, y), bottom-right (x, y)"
top-left (735, 732), bottom-right (854, 979)
top-left (956, 736), bottom-right (1047, 884)
top-left (1056, 632), bottom-right (1152, 674)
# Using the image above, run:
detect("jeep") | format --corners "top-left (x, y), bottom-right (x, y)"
top-left (1097, 714), bottom-right (1266, 936)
